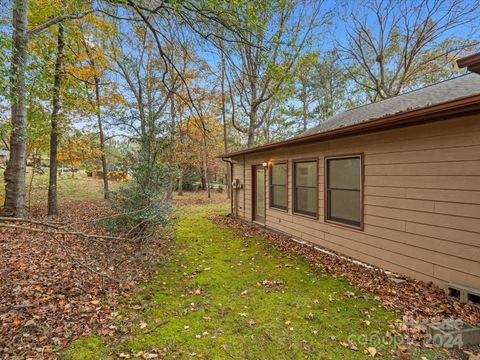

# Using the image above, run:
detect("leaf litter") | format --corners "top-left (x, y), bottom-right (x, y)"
top-left (0, 200), bottom-right (169, 359)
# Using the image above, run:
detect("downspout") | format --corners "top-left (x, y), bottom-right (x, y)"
top-left (221, 157), bottom-right (235, 215)
top-left (243, 155), bottom-right (246, 219)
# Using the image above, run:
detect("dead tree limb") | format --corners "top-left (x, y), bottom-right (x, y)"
top-left (0, 223), bottom-right (128, 242)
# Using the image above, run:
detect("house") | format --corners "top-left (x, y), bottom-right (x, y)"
top-left (222, 53), bottom-right (480, 295)
top-left (0, 149), bottom-right (9, 165)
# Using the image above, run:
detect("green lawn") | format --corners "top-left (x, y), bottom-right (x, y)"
top-left (64, 203), bottom-right (443, 359)
top-left (0, 168), bottom-right (121, 206)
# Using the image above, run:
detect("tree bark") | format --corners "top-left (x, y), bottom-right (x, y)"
top-left (201, 132), bottom-right (211, 199)
top-left (247, 115), bottom-right (256, 148)
top-left (47, 22), bottom-right (65, 215)
top-left (166, 90), bottom-right (175, 201)
top-left (177, 171), bottom-right (183, 196)
top-left (93, 76), bottom-right (109, 199)
top-left (200, 165), bottom-right (206, 189)
top-left (203, 152), bottom-right (210, 199)
top-left (1, 0), bottom-right (29, 217)
top-left (220, 52), bottom-right (230, 198)
top-left (301, 80), bottom-right (308, 132)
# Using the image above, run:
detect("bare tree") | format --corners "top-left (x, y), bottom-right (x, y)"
top-left (79, 29), bottom-right (111, 200)
top-left (109, 28), bottom-right (172, 164)
top-left (220, 50), bottom-right (230, 198)
top-left (294, 51), bottom-right (320, 132)
top-left (226, 0), bottom-right (328, 147)
top-left (340, 0), bottom-right (480, 101)
top-left (312, 50), bottom-right (351, 124)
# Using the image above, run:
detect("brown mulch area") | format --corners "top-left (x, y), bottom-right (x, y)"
top-left (0, 200), bottom-right (169, 359)
top-left (212, 215), bottom-right (480, 350)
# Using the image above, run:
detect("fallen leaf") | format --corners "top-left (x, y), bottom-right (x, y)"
top-left (366, 347), bottom-right (377, 357)
top-left (464, 351), bottom-right (480, 360)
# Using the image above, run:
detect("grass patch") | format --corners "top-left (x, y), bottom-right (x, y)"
top-left (0, 168), bottom-right (121, 206)
top-left (62, 336), bottom-right (112, 360)
top-left (65, 204), bottom-right (444, 359)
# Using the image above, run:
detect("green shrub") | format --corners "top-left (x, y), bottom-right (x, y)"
top-left (103, 159), bottom-right (171, 241)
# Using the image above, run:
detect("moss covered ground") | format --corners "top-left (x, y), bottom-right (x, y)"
top-left (64, 203), bottom-right (443, 359)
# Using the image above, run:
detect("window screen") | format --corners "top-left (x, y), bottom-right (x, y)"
top-left (326, 156), bottom-right (362, 227)
top-left (293, 160), bottom-right (317, 217)
top-left (269, 163), bottom-right (287, 210)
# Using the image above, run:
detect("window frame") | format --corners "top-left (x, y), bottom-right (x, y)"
top-left (269, 161), bottom-right (288, 212)
top-left (292, 158), bottom-right (319, 218)
top-left (324, 153), bottom-right (364, 230)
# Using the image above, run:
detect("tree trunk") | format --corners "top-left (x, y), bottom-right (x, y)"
top-left (220, 52), bottom-right (230, 198)
top-left (202, 134), bottom-right (211, 199)
top-left (203, 153), bottom-right (210, 199)
top-left (178, 171), bottom-right (183, 196)
top-left (28, 153), bottom-right (40, 208)
top-left (1, 0), bottom-right (29, 217)
top-left (302, 81), bottom-right (308, 132)
top-left (47, 22), bottom-right (64, 215)
top-left (166, 91), bottom-right (175, 201)
top-left (200, 166), bottom-right (206, 189)
top-left (94, 76), bottom-right (109, 199)
top-left (247, 115), bottom-right (256, 148)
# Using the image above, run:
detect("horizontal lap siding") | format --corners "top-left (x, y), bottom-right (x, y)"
top-left (232, 114), bottom-right (480, 288)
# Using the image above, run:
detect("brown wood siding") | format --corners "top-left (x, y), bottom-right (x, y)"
top-left (231, 114), bottom-right (480, 289)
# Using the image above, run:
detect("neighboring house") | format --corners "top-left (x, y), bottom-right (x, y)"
top-left (223, 53), bottom-right (480, 295)
top-left (0, 149), bottom-right (9, 165)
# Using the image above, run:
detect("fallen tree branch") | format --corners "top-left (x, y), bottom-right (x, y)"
top-left (0, 216), bottom-right (60, 229)
top-left (60, 204), bottom-right (152, 228)
top-left (143, 320), bottom-right (170, 334)
top-left (0, 304), bottom-right (36, 313)
top-left (0, 223), bottom-right (129, 242)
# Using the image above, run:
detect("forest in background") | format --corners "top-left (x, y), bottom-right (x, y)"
top-left (0, 0), bottom-right (479, 220)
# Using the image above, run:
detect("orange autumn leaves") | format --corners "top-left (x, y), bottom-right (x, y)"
top-left (57, 133), bottom-right (102, 169)
top-left (176, 114), bottom-right (223, 172)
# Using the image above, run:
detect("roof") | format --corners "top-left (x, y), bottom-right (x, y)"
top-left (302, 73), bottom-right (480, 136)
top-left (224, 72), bottom-right (480, 158)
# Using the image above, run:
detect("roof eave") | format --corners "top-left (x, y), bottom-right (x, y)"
top-left (457, 53), bottom-right (480, 74)
top-left (222, 93), bottom-right (480, 158)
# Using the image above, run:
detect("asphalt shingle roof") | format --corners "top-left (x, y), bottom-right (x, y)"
top-left (301, 73), bottom-right (480, 136)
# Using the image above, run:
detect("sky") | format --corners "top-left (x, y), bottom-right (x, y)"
top-left (1, 0), bottom-right (480, 141)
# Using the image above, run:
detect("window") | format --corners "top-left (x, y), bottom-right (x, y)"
top-left (269, 162), bottom-right (287, 210)
top-left (326, 155), bottom-right (362, 228)
top-left (293, 160), bottom-right (318, 217)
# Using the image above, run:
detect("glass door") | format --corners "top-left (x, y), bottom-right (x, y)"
top-left (253, 165), bottom-right (266, 223)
